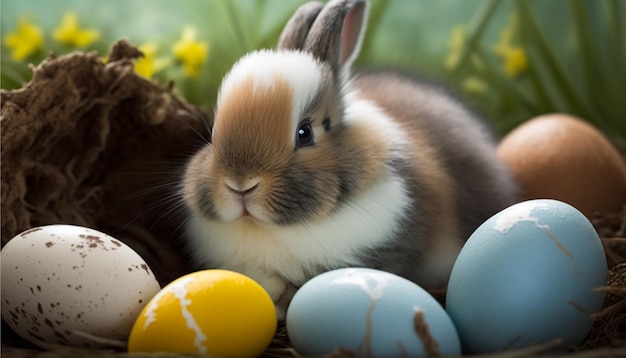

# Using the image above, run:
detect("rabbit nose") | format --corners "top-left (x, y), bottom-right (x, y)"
top-left (224, 178), bottom-right (260, 195)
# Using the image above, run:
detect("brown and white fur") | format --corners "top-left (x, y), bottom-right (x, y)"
top-left (182, 0), bottom-right (518, 318)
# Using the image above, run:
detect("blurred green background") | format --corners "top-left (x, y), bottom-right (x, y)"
top-left (2, 0), bottom-right (625, 142)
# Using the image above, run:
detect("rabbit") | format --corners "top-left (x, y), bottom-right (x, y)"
top-left (181, 0), bottom-right (519, 318)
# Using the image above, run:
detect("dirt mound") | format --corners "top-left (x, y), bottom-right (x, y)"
top-left (1, 40), bottom-right (206, 285)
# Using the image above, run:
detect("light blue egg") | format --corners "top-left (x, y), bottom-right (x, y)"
top-left (286, 267), bottom-right (461, 357)
top-left (446, 199), bottom-right (607, 354)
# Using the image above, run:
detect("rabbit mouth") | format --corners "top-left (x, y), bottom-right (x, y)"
top-left (224, 197), bottom-right (271, 224)
top-left (238, 205), bottom-right (260, 222)
top-left (227, 199), bottom-right (254, 220)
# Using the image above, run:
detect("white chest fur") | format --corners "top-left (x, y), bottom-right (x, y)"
top-left (185, 172), bottom-right (411, 301)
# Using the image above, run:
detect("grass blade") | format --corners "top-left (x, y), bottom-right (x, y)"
top-left (515, 0), bottom-right (608, 130)
top-left (357, 0), bottom-right (391, 62)
top-left (218, 0), bottom-right (252, 54)
top-left (602, 0), bottom-right (626, 139)
top-left (606, 0), bottom-right (625, 66)
top-left (474, 44), bottom-right (537, 116)
top-left (568, 0), bottom-right (602, 104)
top-left (451, 0), bottom-right (500, 77)
top-left (256, 1), bottom-right (304, 49)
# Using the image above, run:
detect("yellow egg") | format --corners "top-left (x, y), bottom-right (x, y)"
top-left (128, 270), bottom-right (277, 357)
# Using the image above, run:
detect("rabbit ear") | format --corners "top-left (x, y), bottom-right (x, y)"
top-left (277, 1), bottom-right (324, 51)
top-left (304, 0), bottom-right (367, 75)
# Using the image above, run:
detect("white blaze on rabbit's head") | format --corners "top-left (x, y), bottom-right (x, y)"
top-left (184, 0), bottom-right (381, 227)
top-left (216, 50), bottom-right (325, 125)
top-left (184, 45), bottom-right (362, 225)
top-left (208, 51), bottom-right (328, 223)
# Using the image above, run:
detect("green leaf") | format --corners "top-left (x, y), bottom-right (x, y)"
top-left (217, 0), bottom-right (253, 54)
top-left (515, 0), bottom-right (607, 130)
top-left (474, 44), bottom-right (536, 116)
top-left (602, 0), bottom-right (626, 138)
top-left (1, 54), bottom-right (33, 90)
top-left (450, 0), bottom-right (500, 77)
top-left (357, 0), bottom-right (391, 64)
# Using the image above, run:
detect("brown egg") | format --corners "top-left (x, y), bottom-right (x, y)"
top-left (497, 113), bottom-right (626, 219)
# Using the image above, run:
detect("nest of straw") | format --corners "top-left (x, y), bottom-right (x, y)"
top-left (1, 41), bottom-right (625, 358)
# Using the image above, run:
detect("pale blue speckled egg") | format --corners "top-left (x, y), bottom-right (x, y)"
top-left (286, 268), bottom-right (461, 357)
top-left (446, 199), bottom-right (607, 353)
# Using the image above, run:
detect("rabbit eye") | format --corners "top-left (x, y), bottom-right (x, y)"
top-left (323, 118), bottom-right (331, 131)
top-left (296, 121), bottom-right (314, 147)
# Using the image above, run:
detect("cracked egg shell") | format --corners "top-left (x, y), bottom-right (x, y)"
top-left (446, 199), bottom-right (607, 354)
top-left (127, 269), bottom-right (277, 357)
top-left (286, 268), bottom-right (461, 357)
top-left (1, 224), bottom-right (161, 349)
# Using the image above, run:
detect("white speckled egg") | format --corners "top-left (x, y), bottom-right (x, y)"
top-left (286, 268), bottom-right (461, 357)
top-left (446, 199), bottom-right (607, 353)
top-left (1, 225), bottom-right (161, 348)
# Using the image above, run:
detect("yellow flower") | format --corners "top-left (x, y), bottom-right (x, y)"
top-left (497, 47), bottom-right (527, 77)
top-left (134, 42), bottom-right (172, 79)
top-left (3, 18), bottom-right (44, 61)
top-left (53, 12), bottom-right (99, 47)
top-left (445, 26), bottom-right (465, 70)
top-left (172, 27), bottom-right (208, 78)
top-left (493, 15), bottom-right (527, 77)
top-left (462, 77), bottom-right (487, 93)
